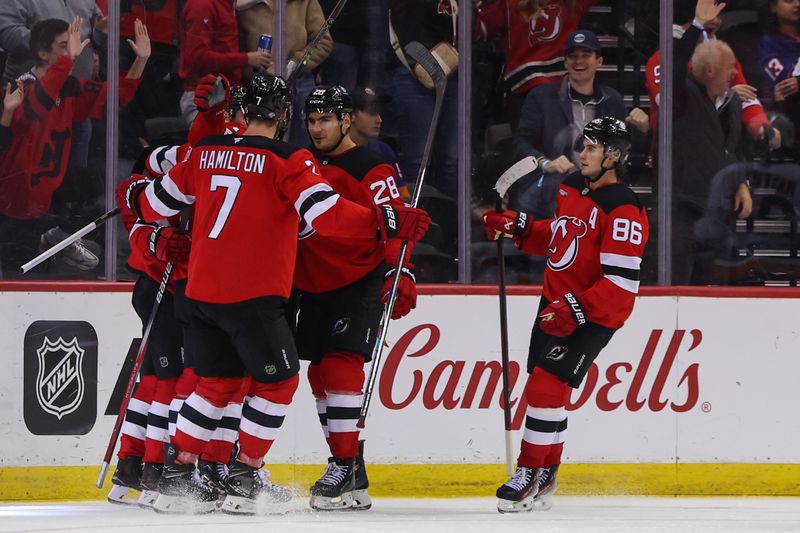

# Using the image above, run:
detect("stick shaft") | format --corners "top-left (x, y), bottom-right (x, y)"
top-left (21, 208), bottom-right (120, 274)
top-left (96, 262), bottom-right (173, 488)
top-left (286, 0), bottom-right (349, 86)
top-left (359, 50), bottom-right (447, 428)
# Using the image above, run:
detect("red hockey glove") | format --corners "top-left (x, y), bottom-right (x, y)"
top-left (383, 267), bottom-right (417, 319)
top-left (539, 293), bottom-right (587, 337)
top-left (120, 174), bottom-right (151, 219)
top-left (482, 209), bottom-right (529, 241)
top-left (376, 204), bottom-right (431, 242)
top-left (149, 226), bottom-right (191, 263)
top-left (194, 74), bottom-right (230, 114)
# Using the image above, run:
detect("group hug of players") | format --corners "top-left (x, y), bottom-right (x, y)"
top-left (108, 69), bottom-right (649, 515)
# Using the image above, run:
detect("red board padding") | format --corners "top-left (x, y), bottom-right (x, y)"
top-left (2, 281), bottom-right (800, 298)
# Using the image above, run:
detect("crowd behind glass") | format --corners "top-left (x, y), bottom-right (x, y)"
top-left (0, 0), bottom-right (798, 287)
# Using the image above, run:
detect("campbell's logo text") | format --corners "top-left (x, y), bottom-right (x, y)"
top-left (379, 325), bottom-right (702, 430)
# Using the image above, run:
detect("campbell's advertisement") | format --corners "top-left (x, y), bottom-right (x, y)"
top-left (1, 290), bottom-right (799, 466)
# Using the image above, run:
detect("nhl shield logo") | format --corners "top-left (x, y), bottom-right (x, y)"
top-left (25, 321), bottom-right (97, 435)
top-left (35, 336), bottom-right (85, 420)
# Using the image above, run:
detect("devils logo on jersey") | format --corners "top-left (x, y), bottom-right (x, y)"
top-left (547, 216), bottom-right (588, 271)
top-left (529, 3), bottom-right (563, 45)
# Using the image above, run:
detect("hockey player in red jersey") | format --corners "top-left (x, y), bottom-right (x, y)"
top-left (296, 86), bottom-right (417, 511)
top-left (128, 73), bottom-right (430, 514)
top-left (482, 117), bottom-right (649, 512)
top-left (108, 173), bottom-right (190, 508)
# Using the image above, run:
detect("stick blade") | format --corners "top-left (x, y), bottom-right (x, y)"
top-left (494, 156), bottom-right (539, 198)
top-left (404, 41), bottom-right (446, 86)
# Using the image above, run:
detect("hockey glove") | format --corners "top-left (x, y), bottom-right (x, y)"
top-left (149, 226), bottom-right (191, 263)
top-left (482, 209), bottom-right (529, 240)
top-left (194, 74), bottom-right (230, 114)
top-left (120, 174), bottom-right (151, 219)
top-left (377, 204), bottom-right (431, 243)
top-left (539, 293), bottom-right (587, 337)
top-left (383, 267), bottom-right (417, 319)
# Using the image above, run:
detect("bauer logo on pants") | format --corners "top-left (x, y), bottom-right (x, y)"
top-left (24, 321), bottom-right (97, 435)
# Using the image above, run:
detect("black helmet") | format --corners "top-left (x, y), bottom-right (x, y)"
top-left (304, 85), bottom-right (353, 120)
top-left (245, 73), bottom-right (291, 123)
top-left (583, 117), bottom-right (632, 164)
top-left (228, 85), bottom-right (246, 118)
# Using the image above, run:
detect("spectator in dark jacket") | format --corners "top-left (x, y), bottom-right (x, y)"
top-left (672, 0), bottom-right (753, 285)
top-left (512, 30), bottom-right (648, 218)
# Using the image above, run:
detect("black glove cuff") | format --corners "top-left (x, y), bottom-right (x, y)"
top-left (379, 204), bottom-right (399, 239)
top-left (125, 178), bottom-right (150, 219)
top-left (148, 225), bottom-right (164, 258)
top-left (515, 212), bottom-right (529, 237)
top-left (563, 292), bottom-right (587, 325)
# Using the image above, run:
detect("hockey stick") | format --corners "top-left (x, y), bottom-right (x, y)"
top-left (285, 0), bottom-right (349, 87)
top-left (492, 156), bottom-right (540, 476)
top-left (96, 262), bottom-right (174, 488)
top-left (358, 42), bottom-right (447, 428)
top-left (20, 208), bottom-right (121, 274)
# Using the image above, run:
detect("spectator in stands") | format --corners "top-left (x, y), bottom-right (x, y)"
top-left (0, 81), bottom-right (23, 154)
top-left (0, 17), bottom-right (149, 274)
top-left (179, 0), bottom-right (272, 125)
top-left (387, 0), bottom-right (459, 200)
top-left (236, 0), bottom-right (332, 146)
top-left (672, 0), bottom-right (753, 285)
top-left (645, 0), bottom-right (781, 155)
top-left (0, 0), bottom-right (101, 83)
top-left (512, 29), bottom-right (649, 218)
top-left (475, 0), bottom-right (598, 129)
top-left (350, 86), bottom-right (410, 200)
top-left (317, 0), bottom-right (388, 92)
top-left (758, 0), bottom-right (800, 155)
top-left (96, 0), bottom-right (184, 157)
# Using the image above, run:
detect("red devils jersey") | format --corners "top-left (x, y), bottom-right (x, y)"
top-left (294, 146), bottom-right (405, 293)
top-left (0, 56), bottom-right (140, 219)
top-left (135, 134), bottom-right (379, 304)
top-left (477, 0), bottom-right (597, 94)
top-left (516, 172), bottom-right (649, 329)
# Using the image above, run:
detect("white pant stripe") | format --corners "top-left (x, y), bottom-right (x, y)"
top-left (239, 417), bottom-right (280, 441)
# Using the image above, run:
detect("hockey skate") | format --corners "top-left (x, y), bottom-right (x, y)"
top-left (153, 446), bottom-right (219, 514)
top-left (309, 457), bottom-right (359, 511)
top-left (220, 461), bottom-right (292, 515)
top-left (198, 459), bottom-right (229, 492)
top-left (107, 456), bottom-right (142, 505)
top-left (496, 465), bottom-right (559, 513)
top-left (137, 462), bottom-right (163, 508)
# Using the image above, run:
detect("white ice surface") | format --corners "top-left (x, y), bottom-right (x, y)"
top-left (1, 497), bottom-right (799, 532)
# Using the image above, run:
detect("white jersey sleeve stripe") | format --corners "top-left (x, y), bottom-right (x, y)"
top-left (605, 274), bottom-right (640, 294)
top-left (600, 252), bottom-right (642, 269)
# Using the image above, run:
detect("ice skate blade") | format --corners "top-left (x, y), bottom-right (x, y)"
top-left (219, 494), bottom-right (294, 515)
top-left (496, 493), bottom-right (535, 513)
top-left (107, 485), bottom-right (140, 505)
top-left (152, 493), bottom-right (218, 514)
top-left (137, 489), bottom-right (159, 509)
top-left (351, 489), bottom-right (372, 511)
top-left (309, 490), bottom-right (360, 511)
top-left (532, 493), bottom-right (553, 511)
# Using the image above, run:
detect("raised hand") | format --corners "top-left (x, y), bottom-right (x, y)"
top-left (68, 16), bottom-right (91, 60)
top-left (3, 81), bottom-right (24, 114)
top-left (695, 0), bottom-right (726, 27)
top-left (127, 19), bottom-right (151, 59)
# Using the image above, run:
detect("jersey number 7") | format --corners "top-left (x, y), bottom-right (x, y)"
top-left (208, 174), bottom-right (241, 239)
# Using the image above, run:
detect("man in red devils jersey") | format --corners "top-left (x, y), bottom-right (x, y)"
top-left (483, 117), bottom-right (649, 513)
top-left (295, 86), bottom-right (417, 511)
top-left (128, 73), bottom-right (430, 514)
